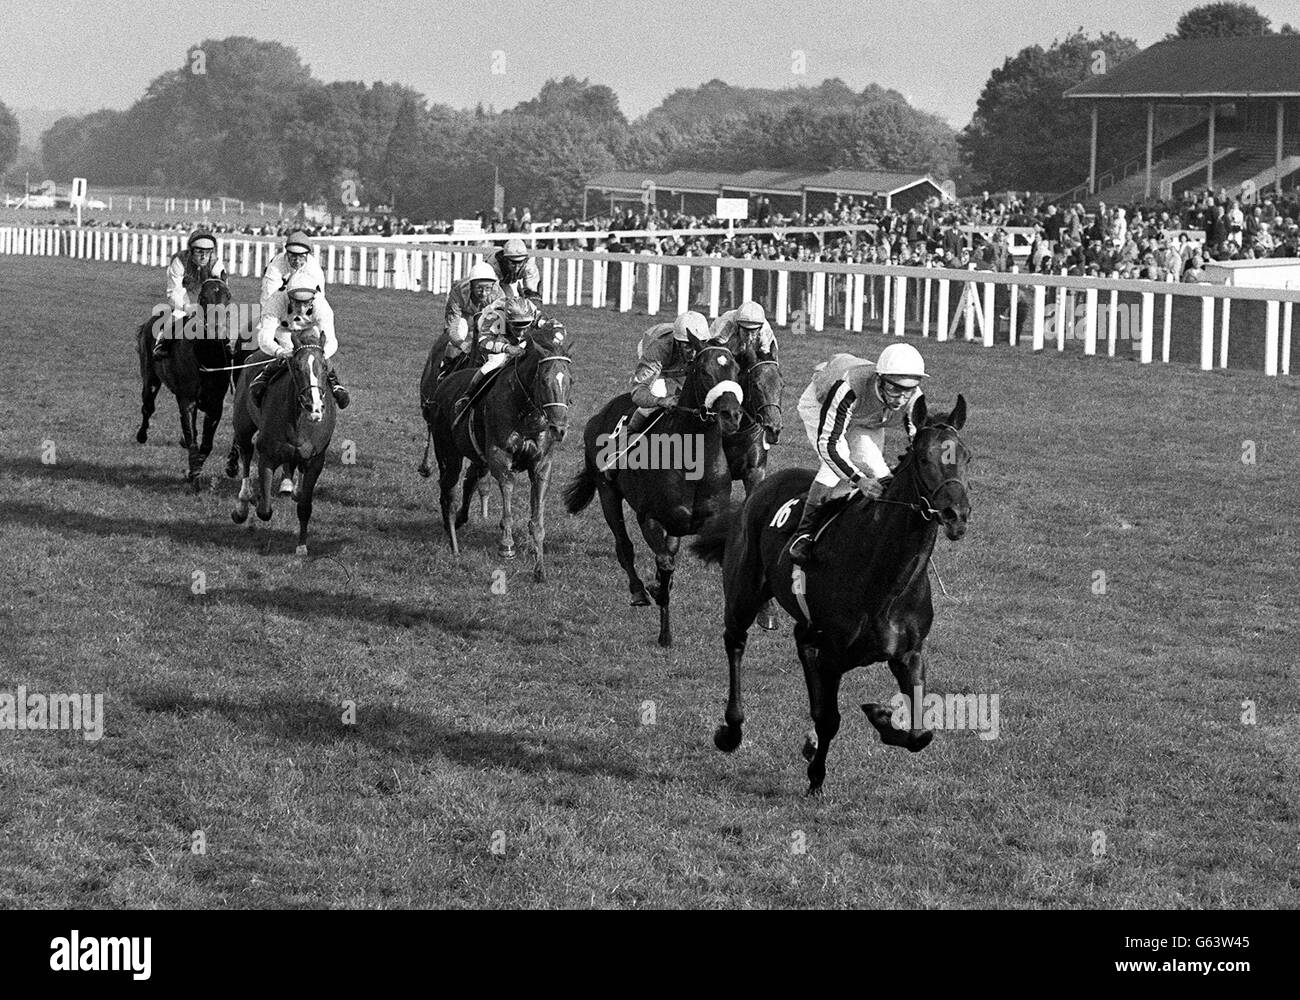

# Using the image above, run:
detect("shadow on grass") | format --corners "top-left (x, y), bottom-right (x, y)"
top-left (1, 454), bottom-right (195, 492)
top-left (198, 582), bottom-right (491, 637)
top-left (0, 496), bottom-right (356, 556)
top-left (128, 686), bottom-right (645, 782)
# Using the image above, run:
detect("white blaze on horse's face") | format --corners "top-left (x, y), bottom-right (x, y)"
top-left (307, 354), bottom-right (323, 422)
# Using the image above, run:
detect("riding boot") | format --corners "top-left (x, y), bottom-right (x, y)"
top-left (455, 371), bottom-right (485, 417)
top-left (250, 358), bottom-right (284, 408)
top-left (625, 406), bottom-right (658, 437)
top-left (325, 365), bottom-right (350, 409)
top-left (788, 480), bottom-right (836, 567)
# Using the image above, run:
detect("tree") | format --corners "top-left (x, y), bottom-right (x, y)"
top-left (961, 31), bottom-right (1144, 193)
top-left (0, 101), bottom-right (19, 178)
top-left (1173, 3), bottom-right (1272, 38)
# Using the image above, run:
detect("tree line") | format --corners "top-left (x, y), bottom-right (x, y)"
top-left (1, 3), bottom-right (1292, 211)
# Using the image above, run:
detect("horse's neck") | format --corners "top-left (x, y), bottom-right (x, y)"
top-left (847, 460), bottom-right (937, 595)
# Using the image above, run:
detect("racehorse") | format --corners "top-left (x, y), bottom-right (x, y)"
top-left (691, 394), bottom-right (971, 794)
top-left (723, 336), bottom-right (784, 631)
top-left (563, 342), bottom-right (744, 647)
top-left (227, 328), bottom-right (337, 556)
top-left (420, 330), bottom-right (573, 582)
top-left (135, 275), bottom-right (233, 489)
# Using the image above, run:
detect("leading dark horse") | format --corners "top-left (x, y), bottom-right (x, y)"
top-left (563, 342), bottom-right (744, 647)
top-left (227, 328), bottom-right (337, 556)
top-left (692, 394), bottom-right (971, 794)
top-left (420, 330), bottom-right (573, 581)
top-left (135, 275), bottom-right (233, 489)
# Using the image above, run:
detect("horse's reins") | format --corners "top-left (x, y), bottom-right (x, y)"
top-left (868, 423), bottom-right (969, 521)
top-left (510, 352), bottom-right (573, 424)
top-left (674, 343), bottom-right (739, 423)
top-left (736, 358), bottom-right (782, 440)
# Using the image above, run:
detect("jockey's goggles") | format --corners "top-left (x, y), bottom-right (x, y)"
top-left (879, 377), bottom-right (919, 396)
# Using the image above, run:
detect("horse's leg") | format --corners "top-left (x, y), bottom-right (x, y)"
top-left (294, 453), bottom-right (325, 556)
top-left (714, 519), bottom-right (770, 753)
top-left (178, 399), bottom-right (203, 484)
top-left (231, 431), bottom-right (255, 523)
top-left (436, 451), bottom-right (464, 551)
top-left (457, 463), bottom-right (483, 529)
top-left (495, 465), bottom-right (515, 559)
top-left (742, 465), bottom-right (780, 632)
top-left (137, 359), bottom-right (160, 444)
top-left (865, 650), bottom-right (934, 753)
top-left (418, 427), bottom-right (434, 478)
top-left (281, 459), bottom-right (297, 498)
top-left (596, 480), bottom-right (648, 606)
top-left (637, 516), bottom-right (678, 648)
top-left (797, 625), bottom-right (842, 795)
top-left (527, 460), bottom-right (550, 583)
top-left (256, 451), bottom-right (275, 522)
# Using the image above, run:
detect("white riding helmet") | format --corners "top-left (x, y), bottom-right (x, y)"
top-left (672, 311), bottom-right (709, 342)
top-left (876, 343), bottom-right (928, 386)
top-left (285, 271), bottom-right (318, 303)
top-left (503, 237), bottom-right (528, 261)
top-left (734, 300), bottom-right (766, 328)
top-left (469, 261), bottom-right (497, 283)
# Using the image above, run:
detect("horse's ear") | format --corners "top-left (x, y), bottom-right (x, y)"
top-left (947, 394), bottom-right (967, 430)
top-left (911, 393), bottom-right (929, 427)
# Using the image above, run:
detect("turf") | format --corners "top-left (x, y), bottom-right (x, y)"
top-left (0, 255), bottom-right (1296, 909)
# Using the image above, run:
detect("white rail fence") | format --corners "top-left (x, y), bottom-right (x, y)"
top-left (2, 224), bottom-right (1296, 376)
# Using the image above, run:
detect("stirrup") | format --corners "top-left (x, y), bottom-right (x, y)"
top-left (789, 533), bottom-right (815, 566)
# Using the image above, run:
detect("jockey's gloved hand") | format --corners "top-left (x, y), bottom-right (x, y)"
top-left (657, 394), bottom-right (679, 409)
top-left (506, 343), bottom-right (527, 357)
top-left (276, 347), bottom-right (293, 359)
top-left (854, 476), bottom-right (884, 501)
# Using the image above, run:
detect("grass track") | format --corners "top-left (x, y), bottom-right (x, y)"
top-left (1, 256), bottom-right (1297, 908)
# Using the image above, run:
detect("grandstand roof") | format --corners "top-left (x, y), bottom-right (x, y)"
top-left (1065, 36), bottom-right (1300, 100)
top-left (585, 168), bottom-right (938, 197)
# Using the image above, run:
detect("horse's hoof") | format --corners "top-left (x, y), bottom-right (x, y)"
top-left (533, 566), bottom-right (546, 584)
top-left (295, 544), bottom-right (308, 557)
top-left (906, 730), bottom-right (934, 753)
top-left (257, 508), bottom-right (273, 522)
top-left (231, 509), bottom-right (247, 525)
top-left (499, 547), bottom-right (515, 560)
top-left (806, 782), bottom-right (825, 798)
top-left (657, 633), bottom-right (672, 648)
top-left (224, 462), bottom-right (238, 479)
top-left (189, 478), bottom-right (202, 495)
top-left (630, 589), bottom-right (651, 607)
top-left (136, 430), bottom-right (148, 444)
top-left (801, 733), bottom-right (818, 762)
top-left (279, 479), bottom-right (293, 495)
top-left (714, 724), bottom-right (742, 753)
top-left (417, 465), bottom-right (431, 479)
top-left (759, 614), bottom-right (779, 631)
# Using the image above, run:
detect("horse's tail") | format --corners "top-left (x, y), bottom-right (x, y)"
top-left (691, 502), bottom-right (741, 566)
top-left (562, 462), bottom-right (599, 514)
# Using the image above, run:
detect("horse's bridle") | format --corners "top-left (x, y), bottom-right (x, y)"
top-left (677, 343), bottom-right (739, 423)
top-left (737, 358), bottom-right (783, 439)
top-left (511, 351), bottom-right (572, 425)
top-left (873, 423), bottom-right (970, 521)
top-left (286, 340), bottom-right (328, 414)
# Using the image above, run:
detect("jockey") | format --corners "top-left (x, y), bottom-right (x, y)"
top-left (154, 229), bottom-right (227, 357)
top-left (787, 342), bottom-right (928, 566)
top-left (430, 261), bottom-right (502, 379)
top-left (625, 311), bottom-right (713, 436)
top-left (710, 299), bottom-right (778, 359)
top-left (248, 271), bottom-right (350, 410)
top-left (453, 296), bottom-right (539, 419)
top-left (486, 237), bottom-right (542, 302)
top-left (260, 229), bottom-right (335, 343)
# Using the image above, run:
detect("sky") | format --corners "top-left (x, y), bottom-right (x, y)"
top-left (3, 0), bottom-right (1297, 137)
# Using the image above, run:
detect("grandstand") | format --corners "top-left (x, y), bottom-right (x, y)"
top-left (1064, 35), bottom-right (1300, 206)
top-left (582, 169), bottom-right (944, 218)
